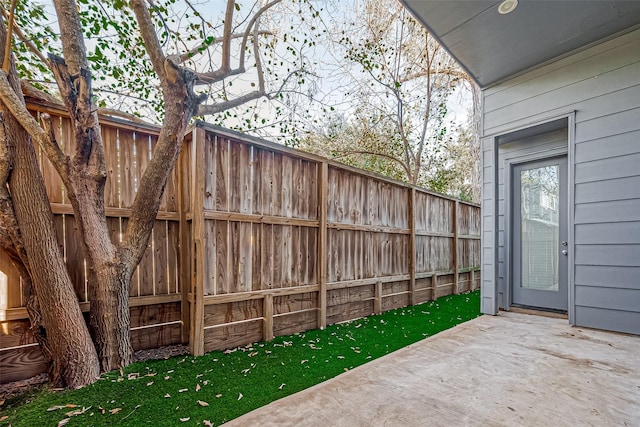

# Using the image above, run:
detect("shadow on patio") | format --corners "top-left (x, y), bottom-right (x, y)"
top-left (224, 312), bottom-right (640, 426)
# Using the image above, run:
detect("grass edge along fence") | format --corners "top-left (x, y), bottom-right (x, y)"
top-left (0, 99), bottom-right (481, 383)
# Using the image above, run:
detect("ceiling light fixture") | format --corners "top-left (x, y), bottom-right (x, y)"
top-left (498, 0), bottom-right (518, 14)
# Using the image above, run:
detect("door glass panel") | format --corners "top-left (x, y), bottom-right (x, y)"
top-left (520, 165), bottom-right (559, 291)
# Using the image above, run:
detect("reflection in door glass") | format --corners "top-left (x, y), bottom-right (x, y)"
top-left (520, 165), bottom-right (559, 291)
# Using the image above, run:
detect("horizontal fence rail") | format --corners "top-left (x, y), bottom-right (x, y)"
top-left (0, 101), bottom-right (480, 383)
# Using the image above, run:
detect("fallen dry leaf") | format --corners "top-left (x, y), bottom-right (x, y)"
top-left (215, 394), bottom-right (222, 398)
top-left (278, 383), bottom-right (286, 390)
top-left (99, 406), bottom-right (105, 414)
top-left (47, 405), bottom-right (67, 412)
top-left (237, 393), bottom-right (243, 401)
top-left (146, 373), bottom-right (156, 377)
top-left (180, 417), bottom-right (190, 422)
top-left (57, 418), bottom-right (70, 427)
top-left (196, 384), bottom-right (201, 391)
top-left (0, 416), bottom-right (8, 422)
top-left (165, 376), bottom-right (171, 380)
top-left (0, 400), bottom-right (4, 406)
top-left (178, 388), bottom-right (188, 393)
top-left (66, 406), bottom-right (91, 417)
top-left (165, 394), bottom-right (171, 398)
top-left (147, 381), bottom-right (154, 386)
top-left (203, 420), bottom-right (214, 427)
top-left (109, 408), bottom-right (122, 415)
top-left (197, 400), bottom-right (209, 407)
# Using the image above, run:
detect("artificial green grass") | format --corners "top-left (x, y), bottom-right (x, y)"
top-left (1, 290), bottom-right (480, 426)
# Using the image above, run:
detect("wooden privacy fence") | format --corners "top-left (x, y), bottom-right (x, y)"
top-left (0, 100), bottom-right (480, 383)
top-left (186, 125), bottom-right (481, 355)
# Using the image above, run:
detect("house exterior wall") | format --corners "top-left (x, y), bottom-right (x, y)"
top-left (480, 28), bottom-right (640, 334)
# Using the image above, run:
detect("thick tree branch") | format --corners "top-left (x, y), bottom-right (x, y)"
top-left (197, 88), bottom-right (264, 115)
top-left (1, 0), bottom-right (16, 72)
top-left (220, 0), bottom-right (235, 74)
top-left (130, 0), bottom-right (166, 80)
top-left (48, 55), bottom-right (100, 169)
top-left (194, 64), bottom-right (245, 85)
top-left (52, 0), bottom-right (88, 75)
top-left (0, 71), bottom-right (71, 182)
top-left (122, 6), bottom-right (206, 271)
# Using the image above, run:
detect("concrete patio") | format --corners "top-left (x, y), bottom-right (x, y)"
top-left (224, 312), bottom-right (640, 426)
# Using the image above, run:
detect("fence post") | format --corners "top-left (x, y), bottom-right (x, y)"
top-left (317, 161), bottom-right (328, 329)
top-left (263, 294), bottom-right (274, 341)
top-left (452, 200), bottom-right (459, 295)
top-left (374, 280), bottom-right (383, 314)
top-left (189, 126), bottom-right (206, 356)
top-left (409, 188), bottom-right (416, 305)
top-left (431, 273), bottom-right (437, 301)
top-left (178, 135), bottom-right (190, 344)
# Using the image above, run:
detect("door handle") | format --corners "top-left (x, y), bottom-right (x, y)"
top-left (561, 241), bottom-right (568, 246)
top-left (561, 249), bottom-right (568, 256)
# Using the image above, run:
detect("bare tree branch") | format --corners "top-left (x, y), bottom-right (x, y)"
top-left (194, 0), bottom-right (282, 86)
top-left (398, 68), bottom-right (468, 84)
top-left (178, 30), bottom-right (273, 63)
top-left (2, 0), bottom-right (16, 72)
top-left (238, 0), bottom-right (282, 71)
top-left (197, 66), bottom-right (303, 116)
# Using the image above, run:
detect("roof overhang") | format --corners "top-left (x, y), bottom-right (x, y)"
top-left (401, 1), bottom-right (640, 88)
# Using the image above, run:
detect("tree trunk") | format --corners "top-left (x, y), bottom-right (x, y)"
top-left (89, 261), bottom-right (133, 370)
top-left (0, 18), bottom-right (100, 388)
top-left (9, 121), bottom-right (100, 387)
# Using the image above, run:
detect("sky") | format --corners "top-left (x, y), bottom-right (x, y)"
top-left (29, 0), bottom-right (473, 142)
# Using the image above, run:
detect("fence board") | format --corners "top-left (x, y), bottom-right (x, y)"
top-left (63, 216), bottom-right (87, 301)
